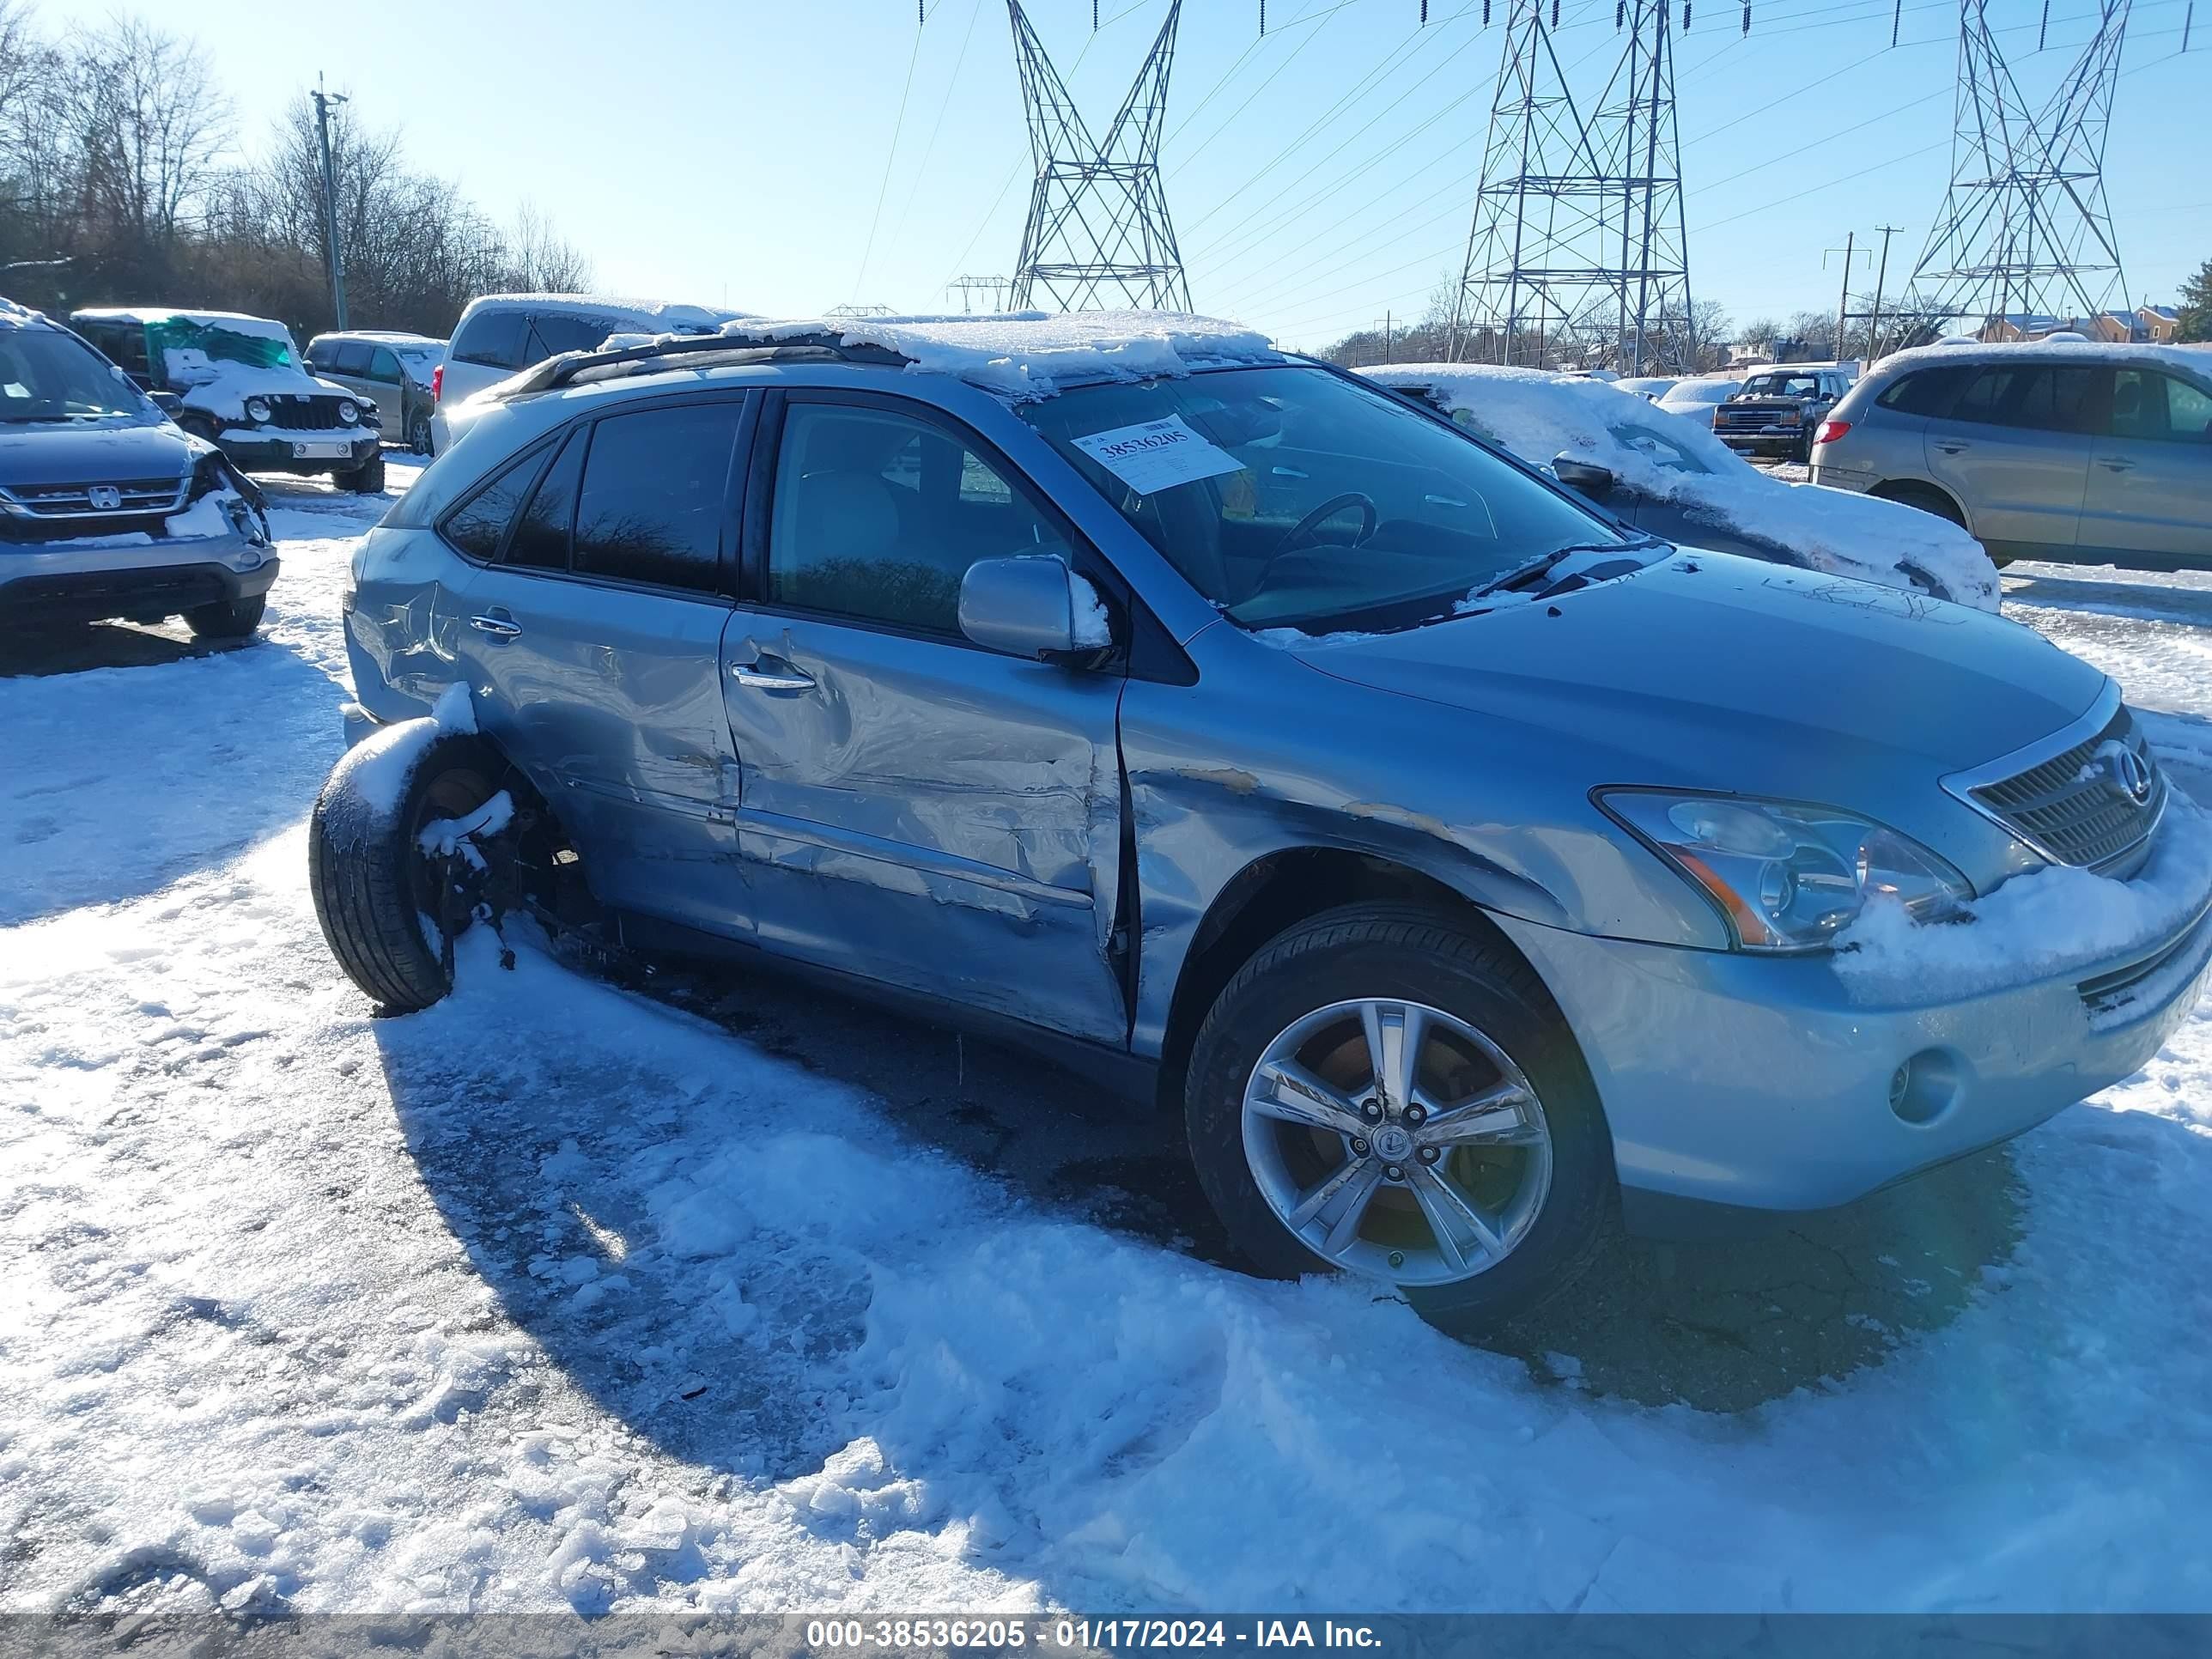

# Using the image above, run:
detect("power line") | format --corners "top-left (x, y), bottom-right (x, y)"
top-left (854, 20), bottom-right (929, 299)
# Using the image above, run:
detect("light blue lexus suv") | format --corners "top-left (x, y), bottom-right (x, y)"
top-left (312, 314), bottom-right (2212, 1331)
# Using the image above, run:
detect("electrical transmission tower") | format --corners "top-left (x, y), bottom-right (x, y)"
top-left (1449, 0), bottom-right (1695, 374)
top-left (947, 275), bottom-right (1012, 312)
top-left (1006, 0), bottom-right (1191, 312)
top-left (1906, 0), bottom-right (2132, 336)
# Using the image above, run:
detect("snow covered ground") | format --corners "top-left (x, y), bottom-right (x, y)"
top-left (4, 471), bottom-right (2212, 1616)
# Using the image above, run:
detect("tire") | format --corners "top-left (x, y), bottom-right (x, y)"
top-left (407, 413), bottom-right (432, 454)
top-left (339, 452), bottom-right (386, 495)
top-left (184, 594), bottom-right (265, 640)
top-left (1184, 902), bottom-right (1614, 1335)
top-left (308, 727), bottom-right (502, 1013)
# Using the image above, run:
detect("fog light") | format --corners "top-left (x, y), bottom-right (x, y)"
top-left (1888, 1050), bottom-right (1961, 1126)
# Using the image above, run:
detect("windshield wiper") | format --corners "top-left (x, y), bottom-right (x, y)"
top-left (1465, 538), bottom-right (1662, 602)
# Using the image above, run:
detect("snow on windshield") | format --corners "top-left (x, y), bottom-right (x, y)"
top-left (1361, 362), bottom-right (2000, 612)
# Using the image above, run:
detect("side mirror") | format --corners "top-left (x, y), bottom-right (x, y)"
top-left (959, 555), bottom-right (1097, 659)
top-left (1550, 455), bottom-right (1617, 499)
top-left (149, 390), bottom-right (183, 415)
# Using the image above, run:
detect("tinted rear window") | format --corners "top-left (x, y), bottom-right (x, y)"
top-left (527, 313), bottom-right (619, 360)
top-left (1875, 366), bottom-right (1970, 416)
top-left (452, 309), bottom-right (530, 370)
top-left (332, 341), bottom-right (374, 374)
top-left (571, 402), bottom-right (742, 591)
top-left (506, 428), bottom-right (585, 571)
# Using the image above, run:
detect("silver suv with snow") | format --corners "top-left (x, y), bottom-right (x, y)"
top-left (311, 315), bottom-right (2212, 1332)
top-left (0, 301), bottom-right (276, 640)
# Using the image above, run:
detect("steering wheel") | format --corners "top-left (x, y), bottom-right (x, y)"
top-left (1274, 492), bottom-right (1377, 557)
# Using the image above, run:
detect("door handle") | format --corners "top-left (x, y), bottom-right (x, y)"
top-left (730, 657), bottom-right (815, 692)
top-left (1935, 441), bottom-right (1971, 455)
top-left (469, 614), bottom-right (522, 638)
top-left (2096, 457), bottom-right (2136, 472)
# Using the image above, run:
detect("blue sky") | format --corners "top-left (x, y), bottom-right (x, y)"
top-left (84, 0), bottom-right (2209, 349)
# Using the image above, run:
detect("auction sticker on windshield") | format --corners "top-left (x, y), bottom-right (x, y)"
top-left (1071, 416), bottom-right (1243, 495)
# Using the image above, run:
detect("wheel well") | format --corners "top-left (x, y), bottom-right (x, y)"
top-left (1870, 478), bottom-right (1967, 529)
top-left (1155, 848), bottom-right (1540, 1108)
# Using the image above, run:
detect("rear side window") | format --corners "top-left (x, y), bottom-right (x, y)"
top-left (441, 444), bottom-right (546, 561)
top-left (571, 402), bottom-right (741, 592)
top-left (332, 341), bottom-right (374, 374)
top-left (527, 313), bottom-right (618, 360)
top-left (452, 309), bottom-right (529, 369)
top-left (2006, 365), bottom-right (2095, 433)
top-left (505, 428), bottom-right (586, 571)
top-left (1875, 366), bottom-right (1969, 416)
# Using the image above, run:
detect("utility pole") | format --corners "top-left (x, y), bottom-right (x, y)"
top-left (1374, 312), bottom-right (1395, 362)
top-left (312, 77), bottom-right (349, 330)
top-left (1826, 231), bottom-right (1867, 360)
top-left (1866, 224), bottom-right (1902, 358)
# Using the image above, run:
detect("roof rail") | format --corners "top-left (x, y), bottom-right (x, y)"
top-left (512, 330), bottom-right (912, 398)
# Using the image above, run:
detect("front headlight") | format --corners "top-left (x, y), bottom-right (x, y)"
top-left (337, 399), bottom-right (359, 425)
top-left (244, 396), bottom-right (272, 423)
top-left (1597, 790), bottom-right (1973, 951)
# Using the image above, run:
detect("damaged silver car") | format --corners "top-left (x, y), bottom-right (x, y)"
top-left (312, 316), bottom-right (2212, 1331)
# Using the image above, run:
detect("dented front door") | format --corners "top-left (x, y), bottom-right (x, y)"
top-left (718, 613), bottom-right (1128, 1044)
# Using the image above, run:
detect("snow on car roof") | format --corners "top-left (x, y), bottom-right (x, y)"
top-left (1876, 337), bottom-right (2212, 381)
top-left (0, 295), bottom-right (46, 327)
top-left (1363, 362), bottom-right (1999, 611)
top-left (711, 309), bottom-right (1282, 402)
top-left (69, 307), bottom-right (294, 343)
top-left (462, 293), bottom-right (750, 328)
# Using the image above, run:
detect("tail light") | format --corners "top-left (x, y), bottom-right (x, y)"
top-left (1814, 419), bottom-right (1850, 447)
top-left (431, 364), bottom-right (444, 404)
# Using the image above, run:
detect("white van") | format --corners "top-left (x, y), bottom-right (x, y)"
top-left (428, 294), bottom-right (746, 454)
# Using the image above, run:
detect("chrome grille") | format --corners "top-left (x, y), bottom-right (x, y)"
top-left (0, 477), bottom-right (189, 519)
top-left (1968, 704), bottom-right (2165, 872)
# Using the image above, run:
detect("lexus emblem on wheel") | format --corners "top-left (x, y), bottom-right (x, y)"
top-left (87, 484), bottom-right (123, 511)
top-left (2102, 744), bottom-right (2154, 805)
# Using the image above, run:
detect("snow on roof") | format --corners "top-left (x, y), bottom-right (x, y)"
top-left (0, 295), bottom-right (46, 328)
top-left (69, 307), bottom-right (294, 343)
top-left (708, 309), bottom-right (1281, 402)
top-left (2144, 304), bottom-right (2179, 320)
top-left (461, 293), bottom-right (749, 329)
top-left (1878, 337), bottom-right (2212, 381)
top-left (1364, 362), bottom-right (1999, 611)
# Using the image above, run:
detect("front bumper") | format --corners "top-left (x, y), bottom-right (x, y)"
top-left (218, 428), bottom-right (380, 474)
top-left (0, 535), bottom-right (279, 627)
top-left (1497, 888), bottom-right (2212, 1236)
top-left (1718, 428), bottom-right (1805, 455)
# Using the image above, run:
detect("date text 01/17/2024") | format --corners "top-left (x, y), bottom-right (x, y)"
top-left (802, 1618), bottom-right (1386, 1650)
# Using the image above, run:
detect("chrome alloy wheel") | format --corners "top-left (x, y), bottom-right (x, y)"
top-left (1241, 998), bottom-right (1553, 1287)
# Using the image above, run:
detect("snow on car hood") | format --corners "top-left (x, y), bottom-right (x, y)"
top-left (1362, 362), bottom-right (2001, 613)
top-left (173, 360), bottom-right (354, 422)
top-left (1288, 551), bottom-right (2104, 782)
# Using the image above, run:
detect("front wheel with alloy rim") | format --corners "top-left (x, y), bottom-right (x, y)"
top-left (1184, 904), bottom-right (1614, 1334)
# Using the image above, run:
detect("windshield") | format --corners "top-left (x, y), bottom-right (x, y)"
top-left (1018, 366), bottom-right (1633, 633)
top-left (1742, 373), bottom-right (1820, 398)
top-left (145, 316), bottom-right (297, 373)
top-left (0, 328), bottom-right (149, 422)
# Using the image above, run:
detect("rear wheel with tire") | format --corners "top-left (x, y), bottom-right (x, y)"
top-left (185, 594), bottom-right (265, 640)
top-left (309, 727), bottom-right (509, 1012)
top-left (407, 412), bottom-right (432, 453)
top-left (1184, 903), bottom-right (1614, 1334)
top-left (337, 452), bottom-right (386, 495)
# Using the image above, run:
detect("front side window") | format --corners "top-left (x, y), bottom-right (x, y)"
top-left (2167, 376), bottom-right (2212, 441)
top-left (1019, 365), bottom-right (1627, 633)
top-left (2109, 368), bottom-right (2167, 440)
top-left (767, 402), bottom-right (1062, 634)
top-left (332, 341), bottom-right (374, 375)
top-left (0, 328), bottom-right (149, 422)
top-left (571, 402), bottom-right (740, 592)
top-left (2006, 365), bottom-right (2095, 433)
top-left (369, 347), bottom-right (402, 382)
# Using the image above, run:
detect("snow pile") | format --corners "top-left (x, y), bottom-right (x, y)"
top-left (1070, 572), bottom-right (1113, 647)
top-left (1837, 793), bottom-right (2212, 1006)
top-left (182, 367), bottom-right (352, 424)
top-left (1364, 363), bottom-right (2001, 612)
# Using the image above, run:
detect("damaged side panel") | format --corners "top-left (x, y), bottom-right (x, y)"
top-left (720, 614), bottom-right (1129, 1046)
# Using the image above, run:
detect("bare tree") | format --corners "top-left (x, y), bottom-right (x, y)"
top-left (68, 17), bottom-right (231, 252)
top-left (500, 202), bottom-right (591, 294)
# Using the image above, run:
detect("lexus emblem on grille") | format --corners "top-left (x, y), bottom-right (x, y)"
top-left (2101, 744), bottom-right (2154, 805)
top-left (87, 485), bottom-right (123, 511)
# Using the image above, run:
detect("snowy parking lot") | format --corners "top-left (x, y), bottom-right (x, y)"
top-left (4, 459), bottom-right (2212, 1616)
